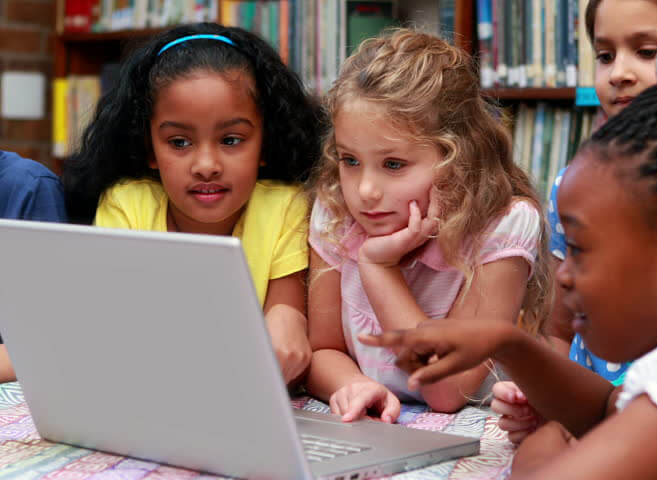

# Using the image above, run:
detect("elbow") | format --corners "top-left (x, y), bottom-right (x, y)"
top-left (422, 386), bottom-right (469, 413)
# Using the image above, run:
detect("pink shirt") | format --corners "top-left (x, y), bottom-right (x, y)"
top-left (309, 199), bottom-right (541, 402)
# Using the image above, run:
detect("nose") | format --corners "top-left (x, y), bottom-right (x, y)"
top-left (191, 147), bottom-right (222, 180)
top-left (358, 170), bottom-right (383, 204)
top-left (555, 256), bottom-right (573, 291)
top-left (609, 53), bottom-right (637, 86)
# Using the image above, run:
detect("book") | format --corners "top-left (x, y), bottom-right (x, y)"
top-left (52, 78), bottom-right (69, 157)
top-left (476, 0), bottom-right (494, 88)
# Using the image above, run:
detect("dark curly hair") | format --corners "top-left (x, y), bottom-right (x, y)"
top-left (578, 84), bottom-right (657, 225)
top-left (62, 22), bottom-right (326, 224)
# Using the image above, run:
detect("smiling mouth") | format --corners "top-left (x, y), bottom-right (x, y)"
top-left (190, 187), bottom-right (229, 203)
top-left (192, 187), bottom-right (227, 194)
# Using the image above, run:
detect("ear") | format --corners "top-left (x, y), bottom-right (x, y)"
top-left (147, 152), bottom-right (159, 170)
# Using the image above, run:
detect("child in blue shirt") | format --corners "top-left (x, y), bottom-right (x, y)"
top-left (0, 150), bottom-right (67, 222)
top-left (0, 150), bottom-right (68, 382)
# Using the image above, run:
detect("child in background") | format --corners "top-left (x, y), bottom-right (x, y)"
top-left (61, 23), bottom-right (326, 386)
top-left (493, 0), bottom-right (657, 443)
top-left (0, 150), bottom-right (68, 383)
top-left (305, 28), bottom-right (551, 422)
top-left (362, 84), bottom-right (657, 478)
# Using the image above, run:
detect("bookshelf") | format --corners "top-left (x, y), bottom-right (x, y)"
top-left (51, 0), bottom-right (476, 168)
top-left (52, 0), bottom-right (593, 198)
top-left (472, 0), bottom-right (601, 201)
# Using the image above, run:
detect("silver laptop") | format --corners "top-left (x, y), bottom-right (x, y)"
top-left (0, 219), bottom-right (479, 480)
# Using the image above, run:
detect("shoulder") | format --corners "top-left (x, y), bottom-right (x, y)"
top-left (489, 198), bottom-right (541, 236)
top-left (616, 346), bottom-right (657, 411)
top-left (252, 180), bottom-right (304, 200)
top-left (250, 180), bottom-right (308, 214)
top-left (0, 151), bottom-right (60, 186)
top-left (102, 178), bottom-right (165, 204)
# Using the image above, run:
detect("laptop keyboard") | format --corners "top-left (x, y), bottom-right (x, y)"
top-left (301, 434), bottom-right (372, 463)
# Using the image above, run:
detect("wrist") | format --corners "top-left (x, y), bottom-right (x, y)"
top-left (493, 323), bottom-right (528, 367)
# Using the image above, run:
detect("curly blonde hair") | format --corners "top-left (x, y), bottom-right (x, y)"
top-left (308, 28), bottom-right (552, 334)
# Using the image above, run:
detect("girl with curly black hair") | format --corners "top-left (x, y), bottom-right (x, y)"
top-left (61, 23), bottom-right (326, 386)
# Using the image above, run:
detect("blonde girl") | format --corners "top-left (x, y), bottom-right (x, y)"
top-left (305, 29), bottom-right (551, 422)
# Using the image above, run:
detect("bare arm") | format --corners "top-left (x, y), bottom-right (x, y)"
top-left (361, 255), bottom-right (530, 412)
top-left (421, 256), bottom-right (530, 412)
top-left (263, 270), bottom-right (311, 386)
top-left (305, 249), bottom-right (369, 401)
top-left (361, 320), bottom-right (616, 436)
top-left (0, 346), bottom-right (15, 383)
top-left (512, 395), bottom-right (657, 479)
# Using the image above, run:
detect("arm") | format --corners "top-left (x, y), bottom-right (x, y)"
top-left (305, 249), bottom-right (363, 398)
top-left (0, 346), bottom-right (16, 383)
top-left (263, 270), bottom-right (311, 387)
top-left (420, 256), bottom-right (530, 412)
top-left (361, 320), bottom-right (616, 436)
top-left (361, 254), bottom-right (530, 412)
top-left (305, 249), bottom-right (400, 422)
top-left (24, 177), bottom-right (68, 223)
top-left (511, 395), bottom-right (657, 479)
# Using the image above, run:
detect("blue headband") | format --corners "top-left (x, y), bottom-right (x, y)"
top-left (157, 34), bottom-right (236, 56)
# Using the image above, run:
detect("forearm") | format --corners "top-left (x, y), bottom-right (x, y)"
top-left (420, 362), bottom-right (492, 413)
top-left (495, 327), bottom-right (614, 436)
top-left (305, 349), bottom-right (370, 402)
top-left (265, 303), bottom-right (307, 335)
top-left (0, 346), bottom-right (15, 383)
top-left (359, 262), bottom-right (425, 331)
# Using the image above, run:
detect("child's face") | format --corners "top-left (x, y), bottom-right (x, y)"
top-left (334, 99), bottom-right (440, 237)
top-left (594, 0), bottom-right (657, 117)
top-left (149, 70), bottom-right (263, 235)
top-left (556, 152), bottom-right (657, 362)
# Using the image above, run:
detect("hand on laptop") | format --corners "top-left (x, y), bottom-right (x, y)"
top-left (491, 381), bottom-right (544, 444)
top-left (266, 304), bottom-right (312, 385)
top-left (329, 380), bottom-right (400, 424)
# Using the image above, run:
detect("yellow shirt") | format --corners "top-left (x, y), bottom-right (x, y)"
top-left (94, 178), bottom-right (309, 306)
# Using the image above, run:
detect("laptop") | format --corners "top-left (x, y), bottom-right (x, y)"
top-left (0, 219), bottom-right (479, 480)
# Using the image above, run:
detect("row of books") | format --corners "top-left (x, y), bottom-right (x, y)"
top-left (59, 1), bottom-right (458, 95)
top-left (61, 0), bottom-right (219, 32)
top-left (52, 65), bottom-right (120, 158)
top-left (476, 0), bottom-right (595, 88)
top-left (511, 103), bottom-right (604, 201)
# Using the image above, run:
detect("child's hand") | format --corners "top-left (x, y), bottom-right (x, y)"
top-left (359, 318), bottom-right (512, 390)
top-left (265, 304), bottom-right (312, 385)
top-left (329, 380), bottom-right (401, 424)
top-left (491, 381), bottom-right (544, 444)
top-left (358, 187), bottom-right (439, 267)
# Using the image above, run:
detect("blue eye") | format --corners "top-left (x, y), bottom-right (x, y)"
top-left (341, 157), bottom-right (359, 167)
top-left (384, 160), bottom-right (404, 170)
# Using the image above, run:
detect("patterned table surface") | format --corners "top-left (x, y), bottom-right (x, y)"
top-left (0, 382), bottom-right (514, 480)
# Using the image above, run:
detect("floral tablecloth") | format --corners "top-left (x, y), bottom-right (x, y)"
top-left (0, 383), bottom-right (514, 479)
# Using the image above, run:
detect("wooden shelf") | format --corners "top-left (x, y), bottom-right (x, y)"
top-left (482, 87), bottom-right (576, 101)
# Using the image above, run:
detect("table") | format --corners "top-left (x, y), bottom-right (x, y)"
top-left (0, 383), bottom-right (514, 479)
